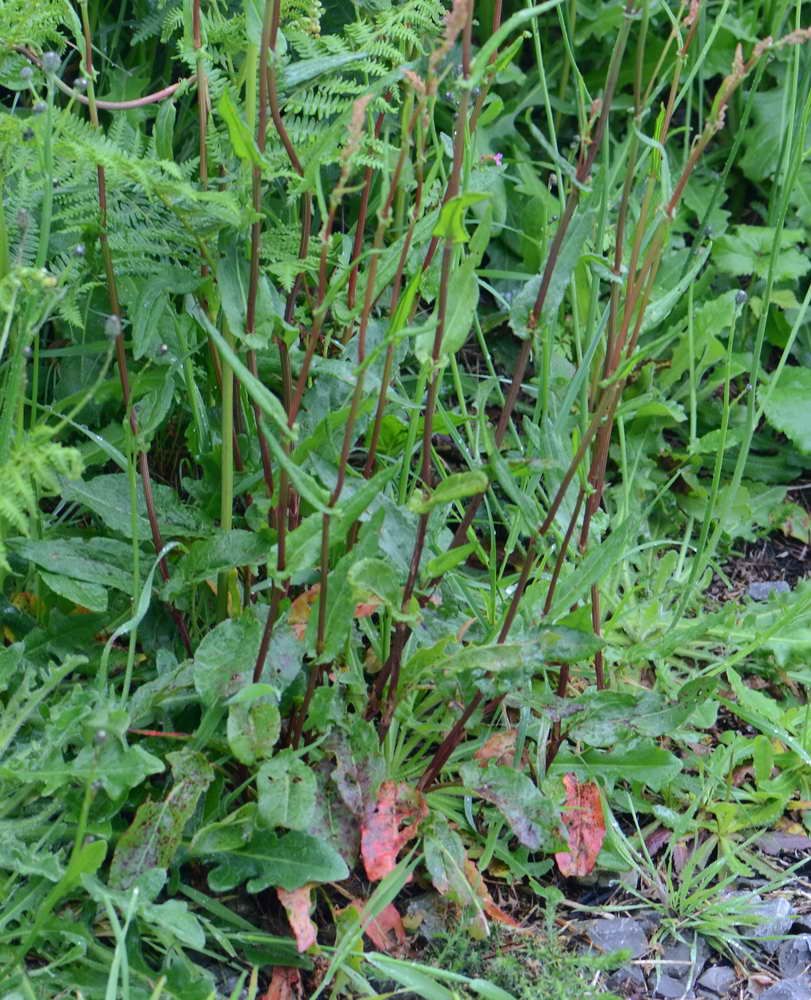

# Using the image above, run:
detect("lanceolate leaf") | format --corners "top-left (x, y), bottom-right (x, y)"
top-left (257, 751), bottom-right (317, 830)
top-left (554, 774), bottom-right (605, 877)
top-left (202, 829), bottom-right (349, 893)
top-left (550, 740), bottom-right (682, 792)
top-left (277, 885), bottom-right (317, 953)
top-left (361, 782), bottom-right (428, 881)
top-left (109, 750), bottom-right (214, 889)
top-left (460, 763), bottom-right (562, 851)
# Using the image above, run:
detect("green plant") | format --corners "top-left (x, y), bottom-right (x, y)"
top-left (405, 918), bottom-right (625, 1000)
top-left (2, 0), bottom-right (811, 994)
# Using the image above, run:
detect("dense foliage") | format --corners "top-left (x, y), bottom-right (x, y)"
top-left (1, 0), bottom-right (811, 995)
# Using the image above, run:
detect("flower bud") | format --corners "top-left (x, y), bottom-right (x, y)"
top-left (20, 65), bottom-right (33, 81)
top-left (41, 51), bottom-right (61, 75)
top-left (104, 315), bottom-right (122, 340)
top-left (735, 289), bottom-right (748, 306)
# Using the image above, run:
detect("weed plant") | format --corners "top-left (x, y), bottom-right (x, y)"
top-left (1, 0), bottom-right (811, 995)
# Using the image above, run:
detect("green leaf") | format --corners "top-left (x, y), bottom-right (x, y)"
top-left (257, 750), bottom-right (317, 830)
top-left (75, 742), bottom-right (165, 800)
top-left (164, 529), bottom-right (270, 599)
top-left (130, 267), bottom-right (200, 359)
top-left (191, 803), bottom-right (258, 855)
top-left (109, 750), bottom-right (214, 889)
top-left (228, 700), bottom-right (281, 766)
top-left (409, 470), bottom-right (489, 513)
top-left (510, 209), bottom-right (594, 338)
top-left (415, 255), bottom-right (480, 366)
top-left (761, 367), bottom-right (811, 454)
top-left (39, 570), bottom-right (108, 611)
top-left (193, 613), bottom-right (263, 706)
top-left (641, 245), bottom-right (710, 332)
top-left (217, 87), bottom-right (263, 167)
top-left (315, 511), bottom-right (383, 661)
top-left (186, 296), bottom-right (293, 440)
top-left (67, 839), bottom-right (107, 881)
top-left (432, 193), bottom-right (491, 243)
top-left (546, 518), bottom-right (632, 618)
top-left (422, 542), bottom-right (476, 580)
top-left (713, 226), bottom-right (811, 283)
top-left (434, 628), bottom-right (602, 681)
top-left (423, 821), bottom-right (478, 910)
top-left (348, 557), bottom-right (407, 618)
top-left (154, 99), bottom-right (176, 161)
top-left (567, 681), bottom-right (717, 746)
top-left (282, 52), bottom-right (366, 91)
top-left (62, 473), bottom-right (211, 541)
top-left (0, 837), bottom-right (63, 881)
top-left (550, 740), bottom-right (682, 792)
top-left (10, 537), bottom-right (134, 593)
top-left (204, 830), bottom-right (349, 893)
top-left (459, 763), bottom-right (562, 851)
top-left (216, 238), bottom-right (281, 349)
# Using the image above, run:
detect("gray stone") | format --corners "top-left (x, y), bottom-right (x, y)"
top-left (582, 916), bottom-right (649, 958)
top-left (758, 979), bottom-right (811, 1000)
top-left (605, 964), bottom-right (646, 992)
top-left (752, 897), bottom-right (795, 952)
top-left (697, 963), bottom-right (737, 995)
top-left (659, 935), bottom-right (710, 982)
top-left (779, 936), bottom-right (811, 980)
top-left (654, 972), bottom-right (693, 998)
top-left (747, 580), bottom-right (791, 601)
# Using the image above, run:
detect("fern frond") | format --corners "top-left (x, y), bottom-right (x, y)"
top-left (0, 432), bottom-right (83, 572)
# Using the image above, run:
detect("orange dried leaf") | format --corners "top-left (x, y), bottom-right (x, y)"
top-left (276, 885), bottom-right (317, 953)
top-left (262, 967), bottom-right (302, 1000)
top-left (345, 898), bottom-right (406, 952)
top-left (475, 730), bottom-right (518, 767)
top-left (288, 585), bottom-right (321, 640)
top-left (361, 781), bottom-right (428, 881)
top-left (354, 598), bottom-right (382, 618)
top-left (555, 773), bottom-right (605, 877)
top-left (464, 858), bottom-right (521, 930)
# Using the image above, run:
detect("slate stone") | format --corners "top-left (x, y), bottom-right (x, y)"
top-left (756, 833), bottom-right (811, 856)
top-left (605, 963), bottom-right (646, 992)
top-left (758, 978), bottom-right (811, 1000)
top-left (581, 916), bottom-right (649, 958)
top-left (697, 963), bottom-right (737, 995)
top-left (659, 935), bottom-right (710, 982)
top-left (747, 580), bottom-right (790, 601)
top-left (654, 971), bottom-right (694, 998)
top-left (779, 936), bottom-right (811, 980)
top-left (752, 897), bottom-right (795, 953)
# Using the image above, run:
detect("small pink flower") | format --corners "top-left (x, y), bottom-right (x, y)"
top-left (480, 152), bottom-right (503, 166)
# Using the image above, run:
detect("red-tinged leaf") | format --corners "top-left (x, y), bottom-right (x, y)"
top-left (361, 781), bottom-right (428, 881)
top-left (289, 586), bottom-right (381, 639)
top-left (261, 967), bottom-right (302, 1000)
top-left (475, 730), bottom-right (518, 766)
top-left (354, 598), bottom-right (382, 618)
top-left (344, 898), bottom-right (406, 952)
top-left (463, 859), bottom-right (522, 931)
top-left (555, 773), bottom-right (605, 877)
top-left (276, 885), bottom-right (317, 953)
top-left (288, 586), bottom-right (320, 640)
top-left (644, 827), bottom-right (671, 858)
